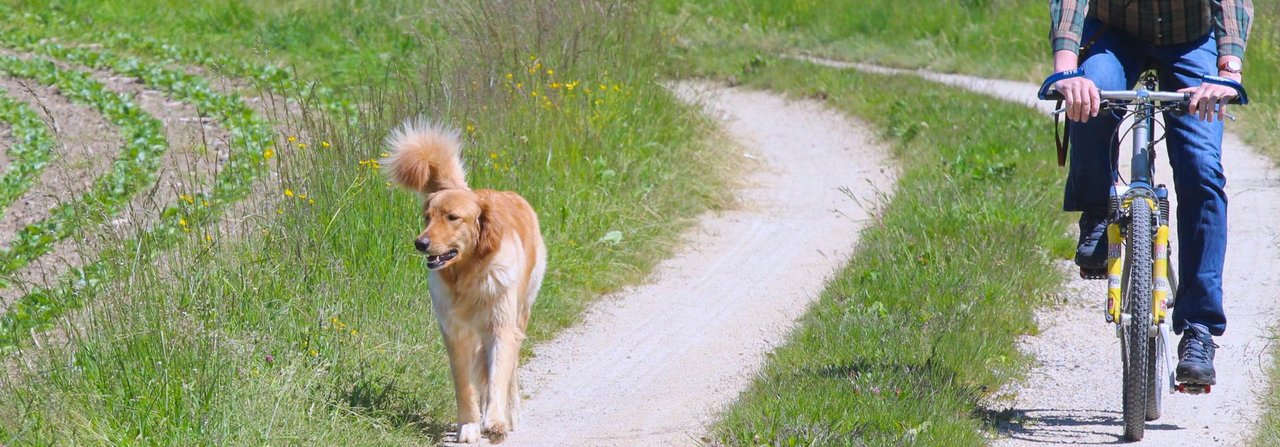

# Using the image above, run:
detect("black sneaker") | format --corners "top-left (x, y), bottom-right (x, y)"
top-left (1075, 211), bottom-right (1109, 277)
top-left (1176, 323), bottom-right (1218, 385)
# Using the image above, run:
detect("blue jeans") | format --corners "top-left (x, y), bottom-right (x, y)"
top-left (1064, 19), bottom-right (1227, 336)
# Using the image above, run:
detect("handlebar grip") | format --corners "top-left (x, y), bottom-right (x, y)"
top-left (1202, 75), bottom-right (1249, 105)
top-left (1038, 69), bottom-right (1083, 100)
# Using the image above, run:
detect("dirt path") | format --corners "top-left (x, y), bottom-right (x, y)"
top-left (801, 55), bottom-right (1280, 445)
top-left (474, 82), bottom-right (895, 446)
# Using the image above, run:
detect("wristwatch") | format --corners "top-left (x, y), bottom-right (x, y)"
top-left (1219, 59), bottom-right (1243, 74)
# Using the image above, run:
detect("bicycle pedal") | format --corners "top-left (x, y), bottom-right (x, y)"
top-left (1175, 383), bottom-right (1211, 395)
top-left (1079, 267), bottom-right (1107, 280)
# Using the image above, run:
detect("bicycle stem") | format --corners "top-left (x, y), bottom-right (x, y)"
top-left (1130, 105), bottom-right (1155, 187)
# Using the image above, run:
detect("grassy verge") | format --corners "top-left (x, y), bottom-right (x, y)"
top-left (0, 1), bottom-right (730, 444)
top-left (669, 48), bottom-right (1072, 444)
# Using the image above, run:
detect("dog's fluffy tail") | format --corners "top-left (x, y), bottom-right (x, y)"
top-left (382, 119), bottom-right (468, 195)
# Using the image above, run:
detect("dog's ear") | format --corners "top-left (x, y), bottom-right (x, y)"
top-left (476, 196), bottom-right (503, 258)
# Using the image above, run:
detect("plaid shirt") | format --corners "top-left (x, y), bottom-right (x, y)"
top-left (1050, 0), bottom-right (1254, 59)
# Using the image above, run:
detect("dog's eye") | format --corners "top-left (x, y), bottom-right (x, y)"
top-left (446, 214), bottom-right (460, 222)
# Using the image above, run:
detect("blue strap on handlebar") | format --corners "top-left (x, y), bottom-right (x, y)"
top-left (1201, 75), bottom-right (1249, 105)
top-left (1038, 69), bottom-right (1084, 100)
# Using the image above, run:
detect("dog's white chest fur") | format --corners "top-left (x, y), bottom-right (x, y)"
top-left (428, 235), bottom-right (525, 331)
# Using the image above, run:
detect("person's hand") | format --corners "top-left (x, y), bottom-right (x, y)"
top-left (1056, 76), bottom-right (1100, 123)
top-left (1178, 74), bottom-right (1240, 123)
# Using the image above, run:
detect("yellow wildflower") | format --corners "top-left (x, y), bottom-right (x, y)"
top-left (321, 141), bottom-right (331, 148)
top-left (179, 194), bottom-right (194, 204)
top-left (287, 135), bottom-right (297, 143)
top-left (466, 123), bottom-right (476, 134)
top-left (490, 152), bottom-right (498, 160)
top-left (546, 69), bottom-right (554, 76)
top-left (284, 189), bottom-right (294, 198)
top-left (298, 143), bottom-right (308, 149)
top-left (263, 147), bottom-right (275, 160)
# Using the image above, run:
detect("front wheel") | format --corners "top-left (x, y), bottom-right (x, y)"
top-left (1122, 201), bottom-right (1154, 441)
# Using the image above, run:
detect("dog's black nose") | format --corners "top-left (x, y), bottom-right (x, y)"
top-left (414, 237), bottom-right (430, 253)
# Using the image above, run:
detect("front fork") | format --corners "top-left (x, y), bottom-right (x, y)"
top-left (1105, 185), bottom-right (1172, 325)
top-left (1152, 186), bottom-right (1171, 324)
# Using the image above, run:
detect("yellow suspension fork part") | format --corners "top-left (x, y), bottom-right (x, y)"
top-left (1153, 222), bottom-right (1170, 324)
top-left (1106, 222), bottom-right (1124, 323)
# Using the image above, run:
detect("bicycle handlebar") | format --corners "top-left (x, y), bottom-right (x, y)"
top-left (1039, 89), bottom-right (1242, 105)
top-left (1037, 70), bottom-right (1249, 105)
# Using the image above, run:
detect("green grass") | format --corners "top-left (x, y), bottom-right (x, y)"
top-left (3, 0), bottom-right (433, 89)
top-left (668, 49), bottom-right (1072, 445)
top-left (657, 0), bottom-right (1045, 80)
top-left (0, 1), bottom-right (731, 444)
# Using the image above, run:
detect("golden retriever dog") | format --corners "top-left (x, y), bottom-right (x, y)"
top-left (383, 119), bottom-right (545, 444)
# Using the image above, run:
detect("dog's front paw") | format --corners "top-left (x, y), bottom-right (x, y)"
top-left (483, 418), bottom-right (510, 443)
top-left (457, 422), bottom-right (482, 443)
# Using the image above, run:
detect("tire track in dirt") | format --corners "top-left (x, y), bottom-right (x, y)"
top-left (457, 82), bottom-right (895, 446)
top-left (799, 55), bottom-right (1280, 446)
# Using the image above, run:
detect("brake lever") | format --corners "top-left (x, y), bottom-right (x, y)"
top-left (1171, 103), bottom-right (1237, 121)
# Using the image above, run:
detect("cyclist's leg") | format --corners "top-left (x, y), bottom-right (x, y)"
top-left (1065, 23), bottom-right (1144, 272)
top-left (1155, 35), bottom-right (1228, 337)
top-left (1064, 22), bottom-right (1144, 213)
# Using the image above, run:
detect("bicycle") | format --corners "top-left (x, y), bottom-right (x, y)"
top-left (1037, 70), bottom-right (1248, 441)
